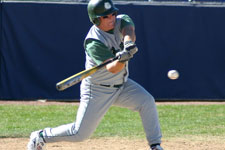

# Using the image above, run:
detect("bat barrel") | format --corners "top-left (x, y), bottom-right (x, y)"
top-left (56, 75), bottom-right (82, 91)
top-left (56, 83), bottom-right (65, 91)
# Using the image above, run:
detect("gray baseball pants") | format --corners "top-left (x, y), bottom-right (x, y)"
top-left (43, 78), bottom-right (162, 146)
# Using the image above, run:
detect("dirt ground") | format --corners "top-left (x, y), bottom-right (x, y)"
top-left (1, 136), bottom-right (225, 150)
top-left (1, 100), bottom-right (225, 150)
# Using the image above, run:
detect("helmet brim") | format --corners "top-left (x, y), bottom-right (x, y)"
top-left (96, 7), bottom-right (119, 17)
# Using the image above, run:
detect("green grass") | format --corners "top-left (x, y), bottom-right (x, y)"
top-left (158, 105), bottom-right (225, 138)
top-left (0, 104), bottom-right (224, 139)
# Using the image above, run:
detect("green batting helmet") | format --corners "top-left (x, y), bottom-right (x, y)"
top-left (88, 0), bottom-right (119, 26)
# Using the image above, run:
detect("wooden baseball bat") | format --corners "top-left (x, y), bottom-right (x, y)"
top-left (56, 56), bottom-right (118, 91)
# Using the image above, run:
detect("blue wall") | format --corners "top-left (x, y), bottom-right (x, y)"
top-left (1, 2), bottom-right (225, 100)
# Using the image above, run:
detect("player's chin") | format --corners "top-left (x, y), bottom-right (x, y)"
top-left (107, 26), bottom-right (114, 31)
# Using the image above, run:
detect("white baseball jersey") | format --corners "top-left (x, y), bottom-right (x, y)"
top-left (84, 15), bottom-right (129, 85)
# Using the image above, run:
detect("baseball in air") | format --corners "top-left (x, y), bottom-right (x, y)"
top-left (168, 70), bottom-right (179, 80)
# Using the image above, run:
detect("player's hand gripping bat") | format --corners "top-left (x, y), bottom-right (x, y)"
top-left (56, 56), bottom-right (119, 91)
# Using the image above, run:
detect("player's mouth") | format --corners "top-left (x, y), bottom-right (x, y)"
top-left (108, 21), bottom-right (115, 28)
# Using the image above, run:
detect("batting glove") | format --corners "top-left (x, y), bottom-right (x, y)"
top-left (116, 50), bottom-right (133, 62)
top-left (124, 41), bottom-right (138, 56)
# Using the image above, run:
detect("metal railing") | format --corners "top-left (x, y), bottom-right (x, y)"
top-left (113, 0), bottom-right (225, 1)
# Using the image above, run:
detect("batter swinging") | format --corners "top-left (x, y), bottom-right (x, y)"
top-left (27, 0), bottom-right (163, 150)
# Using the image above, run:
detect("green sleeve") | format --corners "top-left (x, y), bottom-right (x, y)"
top-left (120, 14), bottom-right (135, 30)
top-left (85, 39), bottom-right (114, 65)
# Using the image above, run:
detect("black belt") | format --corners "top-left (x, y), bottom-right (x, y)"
top-left (99, 84), bottom-right (123, 88)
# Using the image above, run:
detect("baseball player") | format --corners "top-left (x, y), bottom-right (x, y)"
top-left (27, 0), bottom-right (163, 150)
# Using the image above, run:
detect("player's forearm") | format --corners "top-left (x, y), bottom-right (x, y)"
top-left (122, 25), bottom-right (136, 43)
top-left (105, 60), bottom-right (125, 74)
top-left (105, 26), bottom-right (135, 74)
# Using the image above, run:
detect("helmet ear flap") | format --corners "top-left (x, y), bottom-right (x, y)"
top-left (93, 18), bottom-right (100, 26)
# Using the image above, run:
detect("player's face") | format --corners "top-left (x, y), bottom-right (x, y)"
top-left (98, 12), bottom-right (116, 31)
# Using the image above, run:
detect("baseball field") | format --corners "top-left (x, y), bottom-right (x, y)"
top-left (0, 101), bottom-right (224, 150)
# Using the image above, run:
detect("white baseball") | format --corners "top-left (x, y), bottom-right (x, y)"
top-left (168, 70), bottom-right (179, 80)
